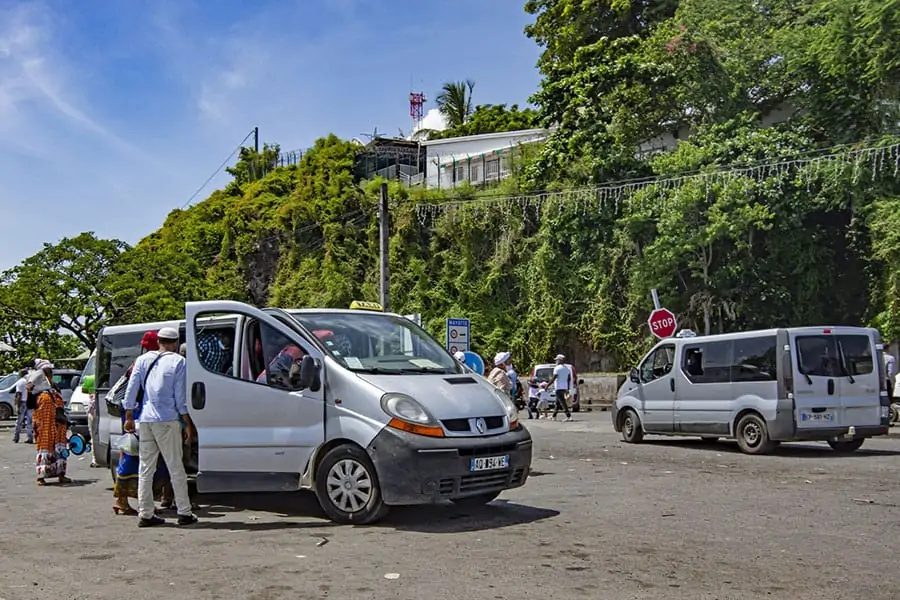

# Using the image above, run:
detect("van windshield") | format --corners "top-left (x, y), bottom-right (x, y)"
top-left (289, 312), bottom-right (463, 375)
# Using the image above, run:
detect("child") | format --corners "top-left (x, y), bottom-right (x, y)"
top-left (527, 380), bottom-right (541, 419)
top-left (538, 382), bottom-right (552, 419)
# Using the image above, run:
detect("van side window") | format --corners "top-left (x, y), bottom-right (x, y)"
top-left (837, 335), bottom-right (874, 375)
top-left (245, 319), bottom-right (308, 392)
top-left (681, 341), bottom-right (732, 384)
top-left (196, 327), bottom-right (236, 376)
top-left (640, 345), bottom-right (675, 383)
top-left (732, 336), bottom-right (777, 382)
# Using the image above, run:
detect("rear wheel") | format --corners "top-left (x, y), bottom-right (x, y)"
top-left (620, 409), bottom-right (644, 444)
top-left (315, 444), bottom-right (389, 525)
top-left (0, 402), bottom-right (12, 421)
top-left (828, 439), bottom-right (865, 453)
top-left (451, 491), bottom-right (501, 507)
top-left (891, 404), bottom-right (900, 424)
top-left (735, 413), bottom-right (777, 455)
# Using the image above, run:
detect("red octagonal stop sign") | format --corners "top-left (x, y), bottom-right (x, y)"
top-left (648, 307), bottom-right (677, 339)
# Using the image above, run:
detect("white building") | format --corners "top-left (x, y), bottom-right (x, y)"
top-left (413, 128), bottom-right (550, 189)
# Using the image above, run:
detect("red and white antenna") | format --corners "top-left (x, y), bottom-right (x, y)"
top-left (409, 91), bottom-right (426, 134)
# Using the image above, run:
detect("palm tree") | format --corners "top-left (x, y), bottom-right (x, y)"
top-left (436, 79), bottom-right (475, 129)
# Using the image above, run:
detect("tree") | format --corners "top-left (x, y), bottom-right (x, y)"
top-left (428, 104), bottom-right (540, 140)
top-left (0, 233), bottom-right (129, 349)
top-left (436, 80), bottom-right (476, 129)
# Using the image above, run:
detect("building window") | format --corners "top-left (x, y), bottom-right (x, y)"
top-left (470, 162), bottom-right (481, 182)
top-left (454, 165), bottom-right (466, 182)
top-left (485, 158), bottom-right (500, 179)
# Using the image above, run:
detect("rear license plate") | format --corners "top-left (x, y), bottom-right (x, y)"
top-left (470, 455), bottom-right (509, 472)
top-left (800, 411), bottom-right (835, 423)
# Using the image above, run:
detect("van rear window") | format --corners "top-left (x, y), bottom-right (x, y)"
top-left (796, 334), bottom-right (873, 377)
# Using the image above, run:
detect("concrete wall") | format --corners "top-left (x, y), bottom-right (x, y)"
top-left (578, 373), bottom-right (626, 410)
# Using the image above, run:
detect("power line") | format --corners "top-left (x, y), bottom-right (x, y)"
top-left (179, 129), bottom-right (257, 210)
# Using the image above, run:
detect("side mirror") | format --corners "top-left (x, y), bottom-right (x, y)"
top-left (297, 355), bottom-right (321, 392)
top-left (629, 367), bottom-right (641, 384)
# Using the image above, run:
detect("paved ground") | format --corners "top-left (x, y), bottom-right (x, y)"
top-left (1, 413), bottom-right (900, 600)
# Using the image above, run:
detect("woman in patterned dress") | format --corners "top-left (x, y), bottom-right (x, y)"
top-left (31, 360), bottom-right (71, 486)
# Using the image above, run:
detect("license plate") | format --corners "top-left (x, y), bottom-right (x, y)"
top-left (800, 411), bottom-right (835, 423)
top-left (470, 455), bottom-right (509, 472)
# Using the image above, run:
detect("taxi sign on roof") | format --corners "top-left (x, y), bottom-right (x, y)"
top-left (349, 301), bottom-right (384, 312)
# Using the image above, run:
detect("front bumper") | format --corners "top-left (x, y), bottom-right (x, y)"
top-left (366, 424), bottom-right (533, 506)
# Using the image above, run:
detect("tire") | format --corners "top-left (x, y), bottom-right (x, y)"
top-left (315, 444), bottom-right (389, 525)
top-left (572, 401), bottom-right (581, 413)
top-left (0, 402), bottom-right (12, 421)
top-left (620, 409), bottom-right (644, 444)
top-left (891, 404), bottom-right (900, 425)
top-left (451, 491), bottom-right (501, 507)
top-left (735, 413), bottom-right (777, 455)
top-left (828, 438), bottom-right (865, 453)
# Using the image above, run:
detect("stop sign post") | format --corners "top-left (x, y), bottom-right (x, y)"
top-left (648, 307), bottom-right (677, 339)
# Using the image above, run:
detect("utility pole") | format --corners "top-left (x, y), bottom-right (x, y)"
top-left (379, 183), bottom-right (391, 312)
top-left (253, 126), bottom-right (259, 153)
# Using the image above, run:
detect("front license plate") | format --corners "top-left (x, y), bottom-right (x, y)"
top-left (800, 411), bottom-right (835, 423)
top-left (470, 455), bottom-right (510, 472)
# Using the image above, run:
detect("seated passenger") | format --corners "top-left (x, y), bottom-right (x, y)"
top-left (257, 344), bottom-right (306, 389)
top-left (197, 329), bottom-right (234, 375)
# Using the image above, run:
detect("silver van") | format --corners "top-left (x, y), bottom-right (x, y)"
top-left (95, 301), bottom-right (532, 524)
top-left (611, 327), bottom-right (890, 454)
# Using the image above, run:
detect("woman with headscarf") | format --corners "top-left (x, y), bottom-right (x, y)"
top-left (31, 360), bottom-right (71, 486)
top-left (488, 352), bottom-right (513, 397)
top-left (111, 331), bottom-right (174, 515)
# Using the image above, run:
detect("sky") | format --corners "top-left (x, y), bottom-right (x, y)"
top-left (0, 0), bottom-right (542, 269)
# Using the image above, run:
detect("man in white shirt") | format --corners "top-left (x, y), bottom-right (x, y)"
top-left (885, 352), bottom-right (896, 402)
top-left (546, 354), bottom-right (573, 422)
top-left (11, 368), bottom-right (32, 444)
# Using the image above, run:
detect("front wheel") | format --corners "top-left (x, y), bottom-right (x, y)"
top-left (828, 439), bottom-right (865, 453)
top-left (620, 409), bottom-right (644, 444)
top-left (451, 491), bottom-right (501, 508)
top-left (735, 413), bottom-right (777, 455)
top-left (315, 444), bottom-right (389, 525)
top-left (891, 404), bottom-right (900, 424)
top-left (0, 402), bottom-right (12, 421)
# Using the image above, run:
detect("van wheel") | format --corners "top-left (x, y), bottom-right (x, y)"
top-left (315, 444), bottom-right (389, 525)
top-left (0, 403), bottom-right (11, 420)
top-left (620, 409), bottom-right (644, 444)
top-left (891, 404), bottom-right (900, 424)
top-left (451, 491), bottom-right (501, 507)
top-left (827, 439), bottom-right (865, 453)
top-left (735, 413), bottom-right (777, 455)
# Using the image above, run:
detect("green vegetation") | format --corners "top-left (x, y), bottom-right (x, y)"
top-left (1, 0), bottom-right (900, 374)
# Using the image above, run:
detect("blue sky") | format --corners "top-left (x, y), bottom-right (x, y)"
top-left (0, 0), bottom-right (542, 268)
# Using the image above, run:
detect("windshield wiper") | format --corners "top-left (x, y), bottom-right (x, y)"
top-left (352, 366), bottom-right (404, 374)
top-left (398, 366), bottom-right (451, 374)
top-left (836, 342), bottom-right (855, 384)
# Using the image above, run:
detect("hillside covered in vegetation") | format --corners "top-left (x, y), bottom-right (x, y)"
top-left (1, 0), bottom-right (900, 372)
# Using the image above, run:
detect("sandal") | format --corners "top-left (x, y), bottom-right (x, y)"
top-left (36, 479), bottom-right (46, 486)
top-left (113, 505), bottom-right (138, 516)
top-left (160, 499), bottom-right (174, 510)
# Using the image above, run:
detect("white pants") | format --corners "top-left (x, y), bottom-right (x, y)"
top-left (138, 421), bottom-right (191, 519)
top-left (87, 413), bottom-right (98, 463)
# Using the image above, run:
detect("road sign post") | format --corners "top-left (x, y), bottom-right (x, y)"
top-left (648, 307), bottom-right (677, 339)
top-left (446, 318), bottom-right (471, 354)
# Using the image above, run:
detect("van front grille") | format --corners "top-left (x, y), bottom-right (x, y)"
top-left (438, 468), bottom-right (527, 496)
top-left (441, 416), bottom-right (505, 434)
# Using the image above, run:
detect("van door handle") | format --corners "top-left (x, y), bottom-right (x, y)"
top-left (670, 379), bottom-right (675, 392)
top-left (191, 382), bottom-right (206, 410)
top-left (827, 379), bottom-right (835, 395)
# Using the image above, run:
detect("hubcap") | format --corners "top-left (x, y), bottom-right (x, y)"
top-left (326, 459), bottom-right (372, 513)
top-left (624, 415), bottom-right (634, 437)
top-left (743, 422), bottom-right (761, 446)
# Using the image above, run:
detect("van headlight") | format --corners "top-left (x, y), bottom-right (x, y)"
top-left (381, 393), bottom-right (445, 438)
top-left (492, 389), bottom-right (520, 430)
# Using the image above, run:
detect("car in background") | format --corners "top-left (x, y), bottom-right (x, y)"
top-left (528, 363), bottom-right (586, 412)
top-left (0, 371), bottom-right (20, 420)
top-left (66, 352), bottom-right (96, 440)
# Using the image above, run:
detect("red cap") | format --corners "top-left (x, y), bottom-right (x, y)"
top-left (141, 331), bottom-right (159, 351)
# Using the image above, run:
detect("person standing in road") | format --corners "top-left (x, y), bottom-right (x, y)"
top-left (488, 352), bottom-right (513, 397)
top-left (31, 360), bottom-right (71, 485)
top-left (506, 360), bottom-right (519, 404)
top-left (545, 354), bottom-right (573, 422)
top-left (884, 351), bottom-right (895, 402)
top-left (12, 368), bottom-right (33, 444)
top-left (123, 327), bottom-right (198, 528)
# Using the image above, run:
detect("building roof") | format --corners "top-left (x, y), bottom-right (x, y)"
top-left (419, 128), bottom-right (549, 147)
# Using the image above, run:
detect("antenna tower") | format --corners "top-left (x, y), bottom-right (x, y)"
top-left (409, 91), bottom-right (426, 134)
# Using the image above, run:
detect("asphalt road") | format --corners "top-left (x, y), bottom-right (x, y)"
top-left (1, 413), bottom-right (899, 600)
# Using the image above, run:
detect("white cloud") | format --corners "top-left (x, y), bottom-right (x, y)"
top-left (417, 108), bottom-right (447, 133)
top-left (0, 2), bottom-right (146, 159)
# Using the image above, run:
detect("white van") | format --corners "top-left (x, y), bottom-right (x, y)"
top-left (95, 301), bottom-right (532, 524)
top-left (611, 327), bottom-right (890, 454)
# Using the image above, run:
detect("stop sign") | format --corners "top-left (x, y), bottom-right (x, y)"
top-left (648, 307), bottom-right (677, 339)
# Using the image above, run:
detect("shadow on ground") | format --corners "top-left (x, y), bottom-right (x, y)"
top-left (644, 438), bottom-right (900, 458)
top-left (191, 491), bottom-right (558, 533)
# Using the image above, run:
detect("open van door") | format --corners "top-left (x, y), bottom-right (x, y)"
top-left (186, 300), bottom-right (326, 494)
